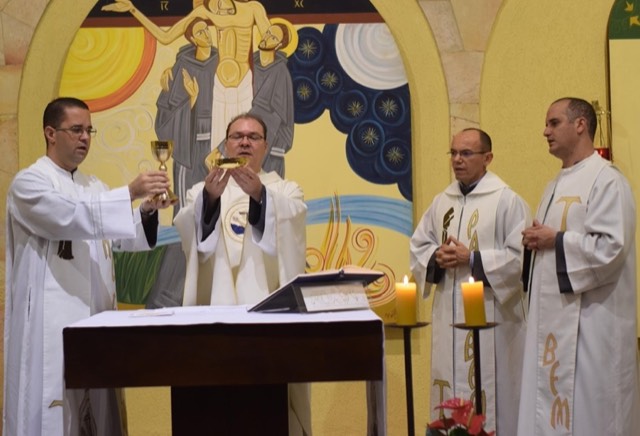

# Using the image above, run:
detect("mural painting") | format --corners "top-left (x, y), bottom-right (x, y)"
top-left (59, 0), bottom-right (414, 322)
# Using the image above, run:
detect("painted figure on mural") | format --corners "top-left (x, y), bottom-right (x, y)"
top-left (155, 17), bottom-right (219, 215)
top-left (249, 23), bottom-right (295, 177)
top-left (145, 17), bottom-right (221, 309)
top-left (216, 22), bottom-right (295, 177)
top-left (102, 0), bottom-right (272, 148)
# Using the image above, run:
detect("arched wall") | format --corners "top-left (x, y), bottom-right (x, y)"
top-left (12, 0), bottom-right (624, 433)
top-left (17, 1), bottom-right (449, 434)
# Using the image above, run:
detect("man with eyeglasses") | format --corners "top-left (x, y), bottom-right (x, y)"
top-left (4, 97), bottom-right (175, 436)
top-left (174, 112), bottom-right (310, 435)
top-left (410, 127), bottom-right (530, 435)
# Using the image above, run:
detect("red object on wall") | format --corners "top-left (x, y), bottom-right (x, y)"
top-left (596, 147), bottom-right (611, 161)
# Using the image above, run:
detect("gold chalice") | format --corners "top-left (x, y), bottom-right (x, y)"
top-left (150, 140), bottom-right (179, 202)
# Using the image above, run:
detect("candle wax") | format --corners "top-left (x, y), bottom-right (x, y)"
top-left (461, 280), bottom-right (486, 326)
top-left (396, 279), bottom-right (417, 325)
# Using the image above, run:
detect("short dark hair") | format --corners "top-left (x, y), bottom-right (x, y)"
top-left (225, 113), bottom-right (268, 139)
top-left (462, 127), bottom-right (492, 151)
top-left (43, 97), bottom-right (89, 129)
top-left (554, 97), bottom-right (597, 140)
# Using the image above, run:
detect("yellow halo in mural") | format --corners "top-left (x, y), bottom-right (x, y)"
top-left (252, 17), bottom-right (299, 57)
top-left (270, 17), bottom-right (298, 57)
top-left (59, 28), bottom-right (156, 112)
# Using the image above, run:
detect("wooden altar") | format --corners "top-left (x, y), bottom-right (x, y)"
top-left (63, 306), bottom-right (384, 435)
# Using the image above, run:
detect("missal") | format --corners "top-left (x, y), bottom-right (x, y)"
top-left (249, 265), bottom-right (384, 313)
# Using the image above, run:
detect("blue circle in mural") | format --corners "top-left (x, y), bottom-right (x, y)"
top-left (332, 89), bottom-right (369, 132)
top-left (316, 65), bottom-right (344, 95)
top-left (346, 139), bottom-right (381, 183)
top-left (293, 76), bottom-right (320, 107)
top-left (372, 91), bottom-right (407, 127)
top-left (286, 23), bottom-right (414, 201)
top-left (293, 28), bottom-right (325, 68)
top-left (293, 76), bottom-right (324, 123)
top-left (378, 137), bottom-right (411, 176)
top-left (349, 120), bottom-right (385, 158)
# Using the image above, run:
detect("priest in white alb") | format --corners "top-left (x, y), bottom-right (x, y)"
top-left (520, 97), bottom-right (640, 435)
top-left (410, 128), bottom-right (530, 435)
top-left (4, 97), bottom-right (174, 436)
top-left (174, 113), bottom-right (310, 435)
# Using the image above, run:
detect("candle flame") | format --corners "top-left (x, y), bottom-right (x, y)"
top-left (403, 275), bottom-right (409, 284)
top-left (468, 277), bottom-right (475, 283)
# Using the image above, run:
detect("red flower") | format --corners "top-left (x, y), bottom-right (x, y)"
top-left (436, 398), bottom-right (474, 426)
top-left (427, 398), bottom-right (495, 436)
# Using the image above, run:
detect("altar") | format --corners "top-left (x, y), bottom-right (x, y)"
top-left (63, 305), bottom-right (384, 435)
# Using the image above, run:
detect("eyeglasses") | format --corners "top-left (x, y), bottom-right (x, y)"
top-left (56, 126), bottom-right (97, 138)
top-left (227, 133), bottom-right (264, 143)
top-left (447, 149), bottom-right (488, 159)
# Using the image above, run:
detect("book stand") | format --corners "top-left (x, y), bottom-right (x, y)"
top-left (387, 322), bottom-right (429, 436)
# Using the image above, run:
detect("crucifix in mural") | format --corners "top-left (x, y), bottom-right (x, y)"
top-left (59, 0), bottom-right (413, 322)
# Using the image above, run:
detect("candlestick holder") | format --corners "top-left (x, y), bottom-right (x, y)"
top-left (591, 100), bottom-right (612, 161)
top-left (452, 322), bottom-right (498, 415)
top-left (387, 322), bottom-right (429, 436)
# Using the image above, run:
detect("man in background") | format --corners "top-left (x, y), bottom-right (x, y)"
top-left (520, 97), bottom-right (640, 435)
top-left (4, 97), bottom-right (173, 435)
top-left (410, 128), bottom-right (530, 434)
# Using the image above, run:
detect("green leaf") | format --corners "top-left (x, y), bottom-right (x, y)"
top-left (114, 246), bottom-right (167, 304)
top-left (449, 428), bottom-right (471, 436)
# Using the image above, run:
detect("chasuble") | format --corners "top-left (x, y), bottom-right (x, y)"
top-left (411, 171), bottom-right (530, 435)
top-left (518, 152), bottom-right (640, 435)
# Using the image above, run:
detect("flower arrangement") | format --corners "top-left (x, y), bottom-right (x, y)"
top-left (426, 398), bottom-right (495, 436)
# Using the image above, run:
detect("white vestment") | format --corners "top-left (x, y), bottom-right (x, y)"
top-left (518, 152), bottom-right (640, 436)
top-left (4, 156), bottom-right (154, 436)
top-left (410, 171), bottom-right (530, 435)
top-left (174, 170), bottom-right (311, 435)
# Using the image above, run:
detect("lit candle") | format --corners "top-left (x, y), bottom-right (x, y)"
top-left (396, 275), bottom-right (417, 325)
top-left (460, 277), bottom-right (486, 326)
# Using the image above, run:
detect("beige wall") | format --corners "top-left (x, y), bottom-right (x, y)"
top-left (481, 0), bottom-right (614, 208)
top-left (610, 39), bottom-right (640, 336)
top-left (0, 0), bottom-right (619, 434)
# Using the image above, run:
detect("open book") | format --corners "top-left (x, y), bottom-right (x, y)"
top-left (248, 265), bottom-right (384, 313)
